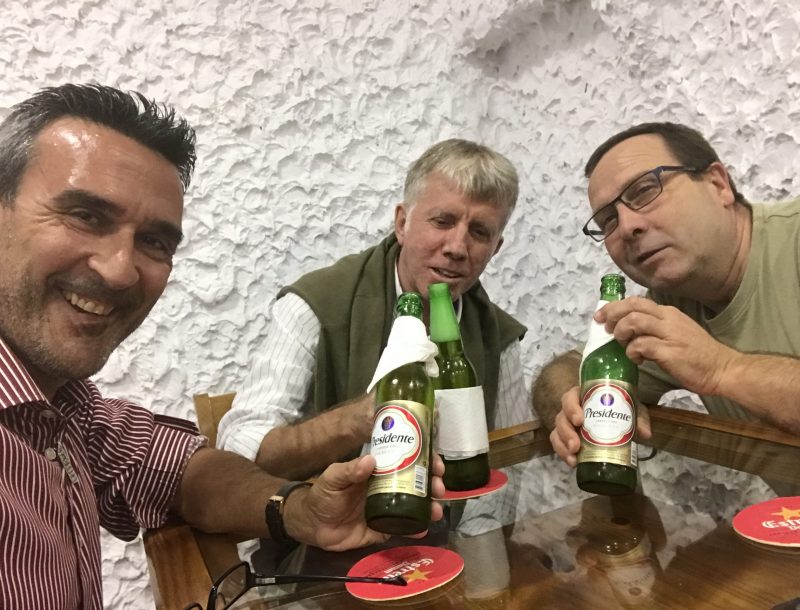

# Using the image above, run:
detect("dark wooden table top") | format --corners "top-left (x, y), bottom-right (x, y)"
top-left (144, 410), bottom-right (800, 609)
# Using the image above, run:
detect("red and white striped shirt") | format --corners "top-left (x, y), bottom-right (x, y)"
top-left (0, 337), bottom-right (205, 609)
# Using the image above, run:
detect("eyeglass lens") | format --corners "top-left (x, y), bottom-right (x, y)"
top-left (591, 170), bottom-right (663, 236)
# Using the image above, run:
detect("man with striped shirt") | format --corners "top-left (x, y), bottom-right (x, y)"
top-left (0, 84), bottom-right (444, 610)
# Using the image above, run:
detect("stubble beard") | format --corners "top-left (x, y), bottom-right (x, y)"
top-left (0, 279), bottom-right (131, 389)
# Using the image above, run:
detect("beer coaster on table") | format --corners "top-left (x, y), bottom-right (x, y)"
top-left (434, 468), bottom-right (508, 501)
top-left (733, 496), bottom-right (800, 550)
top-left (345, 545), bottom-right (463, 601)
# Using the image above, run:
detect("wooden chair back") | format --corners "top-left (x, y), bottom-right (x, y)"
top-left (193, 392), bottom-right (236, 448)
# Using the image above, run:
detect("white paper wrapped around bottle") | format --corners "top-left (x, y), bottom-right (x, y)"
top-left (435, 386), bottom-right (489, 457)
top-left (581, 299), bottom-right (615, 365)
top-left (366, 316), bottom-right (440, 393)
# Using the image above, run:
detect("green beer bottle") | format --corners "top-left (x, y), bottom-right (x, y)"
top-left (365, 292), bottom-right (435, 535)
top-left (577, 274), bottom-right (639, 496)
top-left (428, 282), bottom-right (490, 491)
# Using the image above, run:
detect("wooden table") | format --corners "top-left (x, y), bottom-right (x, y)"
top-left (144, 410), bottom-right (800, 609)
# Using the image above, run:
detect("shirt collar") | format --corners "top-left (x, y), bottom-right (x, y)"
top-left (0, 336), bottom-right (48, 409)
top-left (393, 261), bottom-right (462, 321)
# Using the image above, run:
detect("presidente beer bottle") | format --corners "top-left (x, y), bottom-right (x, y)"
top-left (429, 282), bottom-right (490, 491)
top-left (577, 273), bottom-right (639, 495)
top-left (365, 292), bottom-right (435, 535)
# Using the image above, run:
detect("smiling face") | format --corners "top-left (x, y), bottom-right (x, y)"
top-left (0, 117), bottom-right (184, 397)
top-left (587, 134), bottom-right (735, 294)
top-left (394, 173), bottom-right (507, 300)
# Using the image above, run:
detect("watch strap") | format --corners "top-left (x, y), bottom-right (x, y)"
top-left (265, 481), bottom-right (312, 545)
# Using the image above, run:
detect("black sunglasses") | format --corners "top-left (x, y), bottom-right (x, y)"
top-left (182, 561), bottom-right (407, 610)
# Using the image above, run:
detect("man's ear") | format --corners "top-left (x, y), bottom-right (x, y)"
top-left (492, 236), bottom-right (504, 256)
top-left (705, 161), bottom-right (736, 207)
top-left (394, 203), bottom-right (409, 244)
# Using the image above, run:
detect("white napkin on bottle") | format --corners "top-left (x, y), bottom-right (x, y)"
top-left (366, 316), bottom-right (439, 393)
top-left (581, 300), bottom-right (615, 365)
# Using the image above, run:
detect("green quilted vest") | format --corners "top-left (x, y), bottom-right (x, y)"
top-left (278, 234), bottom-right (526, 430)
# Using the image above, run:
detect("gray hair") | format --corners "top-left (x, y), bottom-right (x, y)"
top-left (403, 139), bottom-right (519, 218)
top-left (0, 83), bottom-right (196, 204)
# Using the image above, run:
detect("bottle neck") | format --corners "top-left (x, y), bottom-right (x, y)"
top-left (435, 338), bottom-right (466, 358)
top-left (395, 291), bottom-right (424, 320)
top-left (429, 299), bottom-right (461, 342)
top-left (600, 290), bottom-right (625, 302)
top-left (599, 274), bottom-right (626, 302)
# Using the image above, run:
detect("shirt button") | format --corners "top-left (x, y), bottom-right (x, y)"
top-left (44, 447), bottom-right (58, 461)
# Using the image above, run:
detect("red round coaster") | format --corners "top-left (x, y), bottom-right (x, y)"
top-left (345, 545), bottom-right (463, 601)
top-left (434, 468), bottom-right (508, 501)
top-left (733, 496), bottom-right (800, 548)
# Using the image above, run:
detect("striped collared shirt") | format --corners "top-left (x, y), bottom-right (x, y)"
top-left (0, 337), bottom-right (205, 610)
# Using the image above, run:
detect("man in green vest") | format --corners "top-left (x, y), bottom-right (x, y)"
top-left (534, 122), bottom-right (800, 468)
top-left (218, 139), bottom-right (530, 480)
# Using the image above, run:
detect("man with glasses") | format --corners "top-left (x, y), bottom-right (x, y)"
top-left (533, 122), bottom-right (800, 466)
top-left (0, 83), bottom-right (444, 610)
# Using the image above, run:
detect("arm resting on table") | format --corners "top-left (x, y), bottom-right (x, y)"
top-left (532, 349), bottom-right (581, 430)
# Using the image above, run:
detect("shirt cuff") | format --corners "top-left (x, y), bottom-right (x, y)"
top-left (218, 421), bottom-right (272, 462)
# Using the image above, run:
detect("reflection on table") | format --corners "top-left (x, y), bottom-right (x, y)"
top-left (144, 409), bottom-right (800, 609)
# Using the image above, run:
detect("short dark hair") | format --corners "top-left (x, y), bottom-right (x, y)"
top-left (0, 83), bottom-right (196, 203)
top-left (584, 122), bottom-right (746, 204)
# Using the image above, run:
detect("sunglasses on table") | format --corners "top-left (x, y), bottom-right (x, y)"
top-left (182, 561), bottom-right (407, 610)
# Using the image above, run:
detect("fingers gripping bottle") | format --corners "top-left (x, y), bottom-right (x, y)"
top-left (365, 292), bottom-right (435, 535)
top-left (577, 274), bottom-right (639, 496)
top-left (429, 282), bottom-right (490, 491)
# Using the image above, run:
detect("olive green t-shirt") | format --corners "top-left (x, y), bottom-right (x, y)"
top-left (638, 198), bottom-right (800, 422)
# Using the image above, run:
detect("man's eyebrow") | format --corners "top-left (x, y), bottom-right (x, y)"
top-left (53, 188), bottom-right (184, 245)
top-left (53, 188), bottom-right (124, 217)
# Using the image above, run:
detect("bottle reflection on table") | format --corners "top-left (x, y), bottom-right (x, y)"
top-left (569, 494), bottom-right (666, 608)
top-left (452, 523), bottom-right (511, 607)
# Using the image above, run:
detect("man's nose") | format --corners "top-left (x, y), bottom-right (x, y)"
top-left (442, 224), bottom-right (469, 259)
top-left (615, 204), bottom-right (647, 240)
top-left (87, 235), bottom-right (140, 290)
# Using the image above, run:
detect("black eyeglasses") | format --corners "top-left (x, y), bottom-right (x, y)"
top-left (182, 561), bottom-right (407, 610)
top-left (582, 165), bottom-right (704, 242)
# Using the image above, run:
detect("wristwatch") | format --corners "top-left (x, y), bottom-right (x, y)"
top-left (265, 481), bottom-right (312, 545)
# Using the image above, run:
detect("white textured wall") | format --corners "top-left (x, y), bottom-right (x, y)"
top-left (2, 0), bottom-right (800, 607)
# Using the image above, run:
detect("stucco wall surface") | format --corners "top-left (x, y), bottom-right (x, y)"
top-left (1, 0), bottom-right (799, 607)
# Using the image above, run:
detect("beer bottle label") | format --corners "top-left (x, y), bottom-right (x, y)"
top-left (367, 400), bottom-right (431, 498)
top-left (434, 386), bottom-right (489, 458)
top-left (578, 380), bottom-right (637, 467)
